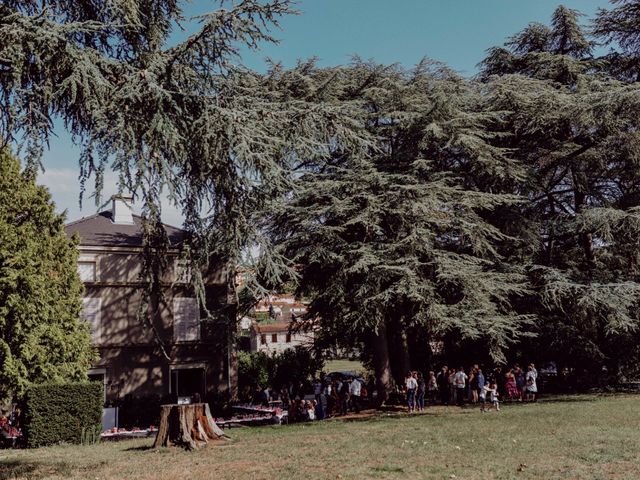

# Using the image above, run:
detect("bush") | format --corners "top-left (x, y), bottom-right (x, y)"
top-left (238, 347), bottom-right (324, 394)
top-left (23, 382), bottom-right (102, 447)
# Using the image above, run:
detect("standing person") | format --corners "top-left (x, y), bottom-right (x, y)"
top-left (469, 366), bottom-right (478, 403)
top-left (339, 379), bottom-right (350, 415)
top-left (428, 371), bottom-right (438, 405)
top-left (514, 365), bottom-right (525, 401)
top-left (475, 368), bottom-right (485, 404)
top-left (349, 377), bottom-right (362, 414)
top-left (416, 372), bottom-right (426, 412)
top-left (437, 366), bottom-right (449, 405)
top-left (505, 369), bottom-right (519, 401)
top-left (454, 366), bottom-right (468, 406)
top-left (405, 372), bottom-right (418, 412)
top-left (525, 364), bottom-right (538, 402)
top-left (313, 378), bottom-right (323, 403)
top-left (485, 382), bottom-right (500, 411)
top-left (449, 368), bottom-right (457, 406)
top-left (479, 381), bottom-right (488, 413)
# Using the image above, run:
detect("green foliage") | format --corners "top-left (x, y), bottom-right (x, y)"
top-left (23, 382), bottom-right (103, 447)
top-left (267, 60), bottom-right (533, 386)
top-left (238, 350), bottom-right (275, 390)
top-left (478, 5), bottom-right (640, 379)
top-left (238, 347), bottom-right (323, 391)
top-left (0, 150), bottom-right (97, 401)
top-left (272, 347), bottom-right (324, 388)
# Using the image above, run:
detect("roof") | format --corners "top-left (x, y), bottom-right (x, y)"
top-left (251, 322), bottom-right (295, 334)
top-left (65, 211), bottom-right (184, 248)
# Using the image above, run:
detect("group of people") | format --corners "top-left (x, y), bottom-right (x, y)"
top-left (404, 363), bottom-right (539, 412)
top-left (0, 407), bottom-right (21, 447)
top-left (287, 377), bottom-right (366, 422)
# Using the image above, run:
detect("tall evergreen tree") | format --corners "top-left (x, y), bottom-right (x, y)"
top-left (480, 5), bottom-right (640, 379)
top-left (593, 0), bottom-right (640, 81)
top-left (0, 150), bottom-right (96, 400)
top-left (0, 1), bottom-right (369, 362)
top-left (266, 61), bottom-right (532, 402)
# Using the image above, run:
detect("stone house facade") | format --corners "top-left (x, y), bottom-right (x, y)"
top-left (65, 197), bottom-right (232, 405)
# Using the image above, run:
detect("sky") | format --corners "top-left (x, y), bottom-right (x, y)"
top-left (36, 0), bottom-right (611, 226)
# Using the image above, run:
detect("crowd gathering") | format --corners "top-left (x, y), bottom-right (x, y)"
top-left (404, 363), bottom-right (540, 413)
top-left (248, 362), bottom-right (540, 422)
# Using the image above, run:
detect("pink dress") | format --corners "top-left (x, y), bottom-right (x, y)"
top-left (505, 375), bottom-right (518, 398)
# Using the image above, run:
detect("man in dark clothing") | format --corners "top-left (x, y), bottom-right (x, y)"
top-left (437, 366), bottom-right (450, 405)
top-left (339, 379), bottom-right (351, 415)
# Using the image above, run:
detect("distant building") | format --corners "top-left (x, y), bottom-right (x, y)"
top-left (249, 322), bottom-right (314, 355)
top-left (249, 293), bottom-right (314, 354)
top-left (65, 196), bottom-right (233, 403)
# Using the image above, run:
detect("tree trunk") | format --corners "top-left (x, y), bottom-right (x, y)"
top-left (153, 403), bottom-right (228, 450)
top-left (388, 319), bottom-right (411, 385)
top-left (226, 263), bottom-right (239, 401)
top-left (368, 322), bottom-right (393, 408)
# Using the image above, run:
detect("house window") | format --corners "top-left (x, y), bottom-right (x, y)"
top-left (260, 334), bottom-right (267, 345)
top-left (173, 298), bottom-right (200, 342)
top-left (271, 333), bottom-right (278, 343)
top-left (286, 333), bottom-right (292, 343)
top-left (81, 297), bottom-right (102, 343)
top-left (77, 261), bottom-right (97, 282)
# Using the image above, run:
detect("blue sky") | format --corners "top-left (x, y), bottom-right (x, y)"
top-left (38, 0), bottom-right (611, 225)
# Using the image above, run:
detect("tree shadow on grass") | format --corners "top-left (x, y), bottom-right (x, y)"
top-left (0, 459), bottom-right (72, 480)
top-left (0, 460), bottom-right (38, 480)
top-left (123, 444), bottom-right (154, 452)
top-left (537, 394), bottom-right (600, 404)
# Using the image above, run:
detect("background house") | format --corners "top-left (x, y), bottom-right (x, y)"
top-left (66, 196), bottom-right (233, 405)
top-left (248, 294), bottom-right (314, 354)
top-left (249, 322), bottom-right (315, 355)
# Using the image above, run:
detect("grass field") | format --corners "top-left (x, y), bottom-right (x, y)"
top-left (323, 358), bottom-right (365, 374)
top-left (1, 395), bottom-right (639, 480)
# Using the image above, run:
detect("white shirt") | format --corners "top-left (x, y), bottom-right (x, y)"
top-left (406, 377), bottom-right (418, 390)
top-left (349, 380), bottom-right (361, 396)
top-left (454, 371), bottom-right (468, 388)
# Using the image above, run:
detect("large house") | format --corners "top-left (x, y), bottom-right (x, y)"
top-left (65, 197), bottom-right (233, 404)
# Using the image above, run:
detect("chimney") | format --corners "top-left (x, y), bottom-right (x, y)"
top-left (111, 195), bottom-right (134, 224)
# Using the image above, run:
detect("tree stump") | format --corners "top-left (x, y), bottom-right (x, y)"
top-left (153, 403), bottom-right (228, 450)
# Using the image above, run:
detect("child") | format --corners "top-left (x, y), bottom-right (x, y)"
top-left (479, 382), bottom-right (488, 412)
top-left (484, 381), bottom-right (500, 411)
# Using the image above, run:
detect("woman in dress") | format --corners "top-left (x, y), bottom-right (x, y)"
top-left (505, 369), bottom-right (519, 400)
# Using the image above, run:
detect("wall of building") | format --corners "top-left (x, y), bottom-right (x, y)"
top-left (79, 248), bottom-right (231, 404)
top-left (250, 329), bottom-right (314, 355)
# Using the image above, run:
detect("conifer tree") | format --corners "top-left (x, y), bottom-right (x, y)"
top-left (0, 150), bottom-right (96, 400)
top-left (593, 0), bottom-right (640, 81)
top-left (266, 61), bottom-right (532, 401)
top-left (0, 1), bottom-right (369, 356)
top-left (480, 5), bottom-right (640, 379)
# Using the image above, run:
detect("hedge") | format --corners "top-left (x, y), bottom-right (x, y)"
top-left (23, 382), bottom-right (103, 447)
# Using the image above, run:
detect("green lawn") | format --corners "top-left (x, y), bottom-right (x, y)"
top-left (1, 395), bottom-right (639, 480)
top-left (323, 358), bottom-right (365, 375)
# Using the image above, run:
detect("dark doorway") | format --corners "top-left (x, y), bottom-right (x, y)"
top-left (171, 368), bottom-right (205, 398)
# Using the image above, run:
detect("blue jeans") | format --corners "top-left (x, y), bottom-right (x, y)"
top-left (416, 391), bottom-right (425, 409)
top-left (407, 389), bottom-right (416, 409)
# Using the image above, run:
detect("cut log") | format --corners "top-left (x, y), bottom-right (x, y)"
top-left (153, 403), bottom-right (229, 450)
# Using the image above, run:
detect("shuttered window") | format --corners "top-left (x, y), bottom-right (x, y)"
top-left (77, 261), bottom-right (97, 282)
top-left (81, 297), bottom-right (102, 343)
top-left (173, 298), bottom-right (200, 342)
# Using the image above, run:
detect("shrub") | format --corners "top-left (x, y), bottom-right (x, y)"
top-left (23, 382), bottom-right (102, 447)
top-left (238, 347), bottom-right (324, 393)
